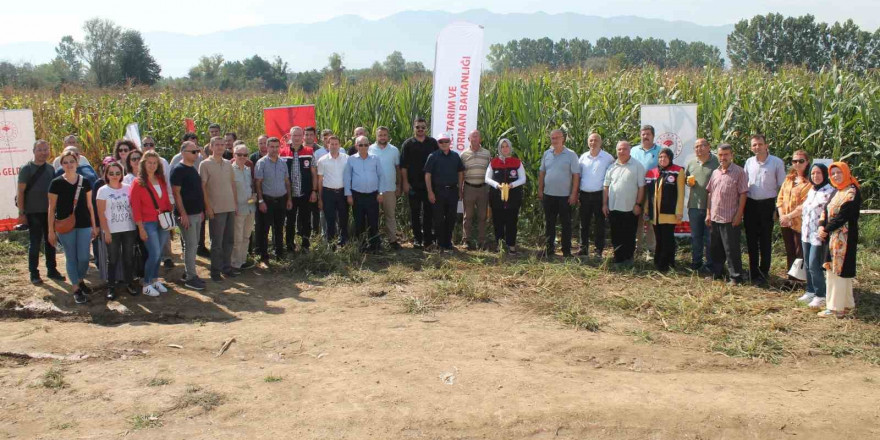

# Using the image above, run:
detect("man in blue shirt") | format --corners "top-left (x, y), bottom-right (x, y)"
top-left (345, 136), bottom-right (384, 251)
top-left (368, 126), bottom-right (402, 250)
top-left (630, 125), bottom-right (661, 258)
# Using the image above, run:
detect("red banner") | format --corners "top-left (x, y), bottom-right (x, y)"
top-left (263, 105), bottom-right (316, 145)
top-left (184, 118), bottom-right (195, 133)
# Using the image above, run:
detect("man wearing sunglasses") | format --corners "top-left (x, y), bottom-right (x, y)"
top-left (171, 141), bottom-right (207, 290)
top-left (400, 118), bottom-right (439, 249)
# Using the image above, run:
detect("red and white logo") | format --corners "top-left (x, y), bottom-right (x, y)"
top-left (666, 175), bottom-right (676, 183)
top-left (304, 160), bottom-right (310, 167)
top-left (656, 132), bottom-right (683, 157)
top-left (510, 170), bottom-right (517, 177)
top-left (0, 121), bottom-right (19, 143)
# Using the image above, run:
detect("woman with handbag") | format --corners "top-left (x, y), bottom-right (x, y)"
top-left (96, 161), bottom-right (139, 300)
top-left (130, 151), bottom-right (173, 297)
top-left (776, 150), bottom-right (812, 280)
top-left (47, 151), bottom-right (98, 305)
top-left (798, 163), bottom-right (836, 309)
top-left (817, 162), bottom-right (861, 318)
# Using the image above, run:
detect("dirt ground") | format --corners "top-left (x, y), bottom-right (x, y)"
top-left (1, 241), bottom-right (879, 440)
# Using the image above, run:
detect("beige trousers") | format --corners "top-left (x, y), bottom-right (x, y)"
top-left (462, 184), bottom-right (489, 245)
top-left (380, 191), bottom-right (398, 243)
top-left (232, 211), bottom-right (255, 269)
top-left (826, 271), bottom-right (855, 312)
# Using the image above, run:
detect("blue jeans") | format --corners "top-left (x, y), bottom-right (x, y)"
top-left (143, 222), bottom-right (169, 284)
top-left (803, 241), bottom-right (827, 298)
top-left (688, 208), bottom-right (712, 269)
top-left (57, 227), bottom-right (91, 285)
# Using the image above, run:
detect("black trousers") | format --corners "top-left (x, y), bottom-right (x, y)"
top-left (286, 195), bottom-right (312, 250)
top-left (578, 190), bottom-right (605, 256)
top-left (711, 222), bottom-right (744, 280)
top-left (322, 189), bottom-right (349, 245)
top-left (431, 185), bottom-right (459, 248)
top-left (352, 191), bottom-right (380, 250)
top-left (543, 195), bottom-right (572, 254)
top-left (744, 197), bottom-right (775, 280)
top-left (250, 208), bottom-right (266, 255)
top-left (408, 188), bottom-right (434, 246)
top-left (489, 187), bottom-right (522, 247)
top-left (258, 195), bottom-right (287, 260)
top-left (26, 213), bottom-right (57, 277)
top-left (652, 223), bottom-right (676, 271)
top-left (609, 210), bottom-right (638, 263)
top-left (108, 230), bottom-right (136, 283)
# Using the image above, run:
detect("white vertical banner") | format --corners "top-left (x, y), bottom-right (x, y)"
top-left (0, 110), bottom-right (37, 231)
top-left (124, 123), bottom-right (142, 148)
top-left (640, 104), bottom-right (698, 234)
top-left (431, 21), bottom-right (484, 153)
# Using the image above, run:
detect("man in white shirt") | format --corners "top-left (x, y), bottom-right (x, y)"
top-left (743, 134), bottom-right (786, 285)
top-left (316, 136), bottom-right (350, 247)
top-left (577, 132), bottom-right (614, 258)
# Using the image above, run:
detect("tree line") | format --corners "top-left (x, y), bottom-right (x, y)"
top-left (1, 13), bottom-right (878, 90)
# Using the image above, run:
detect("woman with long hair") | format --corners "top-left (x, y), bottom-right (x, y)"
top-left (114, 139), bottom-right (136, 166)
top-left (645, 147), bottom-right (685, 272)
top-left (96, 161), bottom-right (138, 300)
top-left (776, 149), bottom-right (812, 276)
top-left (798, 163), bottom-right (835, 309)
top-left (123, 150), bottom-right (143, 185)
top-left (47, 151), bottom-right (98, 304)
top-left (129, 151), bottom-right (173, 297)
top-left (817, 162), bottom-right (861, 318)
top-left (485, 138), bottom-right (526, 254)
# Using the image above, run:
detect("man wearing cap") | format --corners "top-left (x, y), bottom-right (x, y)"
top-left (460, 130), bottom-right (492, 250)
top-left (424, 132), bottom-right (464, 252)
top-left (538, 129), bottom-right (580, 258)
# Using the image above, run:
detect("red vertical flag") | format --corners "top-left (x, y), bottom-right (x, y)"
top-left (184, 118), bottom-right (196, 133)
top-left (263, 105), bottom-right (317, 145)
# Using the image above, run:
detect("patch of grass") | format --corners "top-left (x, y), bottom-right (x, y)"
top-left (401, 295), bottom-right (439, 315)
top-left (0, 235), bottom-right (27, 275)
top-left (128, 413), bottom-right (162, 430)
top-left (379, 265), bottom-right (410, 285)
top-left (434, 278), bottom-right (492, 302)
top-left (169, 385), bottom-right (225, 413)
top-left (146, 376), bottom-right (173, 387)
top-left (556, 301), bottom-right (600, 332)
top-left (627, 329), bottom-right (656, 344)
top-left (282, 238), bottom-right (364, 277)
top-left (264, 375), bottom-right (283, 383)
top-left (712, 329), bottom-right (786, 364)
top-left (50, 421), bottom-right (76, 430)
top-left (41, 365), bottom-right (68, 389)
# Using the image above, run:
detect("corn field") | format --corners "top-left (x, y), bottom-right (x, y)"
top-left (2, 66), bottom-right (878, 239)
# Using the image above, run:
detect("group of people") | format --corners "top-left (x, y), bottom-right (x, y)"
top-left (16, 121), bottom-right (862, 318)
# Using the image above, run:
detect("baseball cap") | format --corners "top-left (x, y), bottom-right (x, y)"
top-left (437, 132), bottom-right (452, 142)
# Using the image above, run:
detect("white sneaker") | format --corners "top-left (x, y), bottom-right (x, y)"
top-left (808, 296), bottom-right (826, 309)
top-left (143, 285), bottom-right (160, 297)
top-left (152, 281), bottom-right (168, 293)
top-left (797, 292), bottom-right (816, 303)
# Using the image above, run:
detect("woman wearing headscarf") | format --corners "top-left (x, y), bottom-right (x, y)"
top-left (776, 150), bottom-right (812, 277)
top-left (817, 162), bottom-right (861, 318)
top-left (798, 163), bottom-right (835, 308)
top-left (485, 138), bottom-right (526, 254)
top-left (644, 148), bottom-right (685, 272)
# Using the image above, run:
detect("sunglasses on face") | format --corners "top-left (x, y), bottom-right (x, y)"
top-left (438, 140), bottom-right (451, 144)
top-left (107, 171), bottom-right (122, 176)
top-left (415, 126), bottom-right (427, 130)
top-left (791, 159), bottom-right (806, 164)
top-left (357, 144), bottom-right (369, 147)
top-left (184, 150), bottom-right (199, 154)
top-left (118, 148), bottom-right (129, 153)
top-left (235, 153), bottom-right (248, 157)
top-left (143, 143), bottom-right (155, 147)
top-left (130, 156), bottom-right (142, 161)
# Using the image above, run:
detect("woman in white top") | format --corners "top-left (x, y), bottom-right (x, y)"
top-left (798, 163), bottom-right (836, 309)
top-left (96, 162), bottom-right (138, 300)
top-left (485, 138), bottom-right (527, 254)
top-left (122, 150), bottom-right (142, 186)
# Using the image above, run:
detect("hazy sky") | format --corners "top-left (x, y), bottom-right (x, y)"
top-left (2, 0), bottom-right (877, 45)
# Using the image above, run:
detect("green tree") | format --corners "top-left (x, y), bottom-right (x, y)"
top-left (82, 18), bottom-right (122, 86)
top-left (326, 53), bottom-right (345, 84)
top-left (54, 35), bottom-right (83, 83)
top-left (116, 30), bottom-right (161, 85)
top-left (382, 51), bottom-right (406, 81)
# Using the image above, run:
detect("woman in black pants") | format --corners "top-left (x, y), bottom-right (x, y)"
top-left (485, 138), bottom-right (526, 254)
top-left (95, 161), bottom-right (139, 299)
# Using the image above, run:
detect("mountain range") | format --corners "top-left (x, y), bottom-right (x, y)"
top-left (0, 9), bottom-right (735, 77)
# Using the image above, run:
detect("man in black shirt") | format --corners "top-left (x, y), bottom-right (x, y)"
top-left (400, 118), bottom-right (439, 248)
top-left (171, 141), bottom-right (208, 290)
top-left (17, 140), bottom-right (64, 284)
top-left (424, 133), bottom-right (464, 252)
